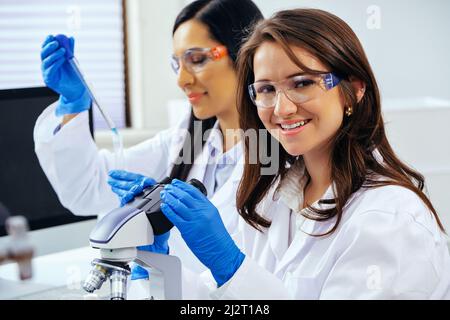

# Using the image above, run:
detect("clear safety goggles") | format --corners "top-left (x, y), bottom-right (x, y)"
top-left (248, 72), bottom-right (342, 109)
top-left (170, 45), bottom-right (228, 74)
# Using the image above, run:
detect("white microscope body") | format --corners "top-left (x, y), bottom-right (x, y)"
top-left (82, 178), bottom-right (206, 300)
top-left (82, 197), bottom-right (182, 300)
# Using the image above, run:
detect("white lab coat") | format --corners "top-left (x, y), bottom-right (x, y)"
top-left (193, 160), bottom-right (450, 300)
top-left (33, 103), bottom-right (245, 298)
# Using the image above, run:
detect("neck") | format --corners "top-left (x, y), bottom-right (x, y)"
top-left (217, 108), bottom-right (241, 153)
top-left (302, 145), bottom-right (332, 205)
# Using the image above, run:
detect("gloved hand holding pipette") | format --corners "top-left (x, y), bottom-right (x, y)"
top-left (40, 34), bottom-right (125, 169)
top-left (41, 35), bottom-right (92, 116)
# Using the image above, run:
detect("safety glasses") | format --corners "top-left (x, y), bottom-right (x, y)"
top-left (170, 45), bottom-right (228, 74)
top-left (248, 72), bottom-right (342, 109)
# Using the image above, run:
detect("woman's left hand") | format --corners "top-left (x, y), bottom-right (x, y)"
top-left (160, 179), bottom-right (245, 287)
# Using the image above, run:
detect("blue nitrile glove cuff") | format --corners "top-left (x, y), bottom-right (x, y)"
top-left (131, 264), bottom-right (150, 280)
top-left (209, 241), bottom-right (245, 287)
top-left (55, 90), bottom-right (91, 116)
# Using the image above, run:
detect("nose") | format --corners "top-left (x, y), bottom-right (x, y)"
top-left (273, 90), bottom-right (297, 117)
top-left (176, 63), bottom-right (195, 88)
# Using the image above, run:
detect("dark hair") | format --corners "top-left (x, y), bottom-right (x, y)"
top-left (169, 0), bottom-right (263, 181)
top-left (235, 8), bottom-right (445, 234)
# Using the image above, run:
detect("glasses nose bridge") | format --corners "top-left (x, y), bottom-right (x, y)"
top-left (274, 82), bottom-right (294, 104)
top-left (177, 61), bottom-right (195, 86)
top-left (274, 86), bottom-right (297, 115)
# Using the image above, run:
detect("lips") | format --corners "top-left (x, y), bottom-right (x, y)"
top-left (278, 119), bottom-right (312, 130)
top-left (276, 119), bottom-right (312, 136)
top-left (187, 92), bottom-right (206, 103)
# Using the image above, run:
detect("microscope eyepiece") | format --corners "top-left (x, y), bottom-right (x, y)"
top-left (159, 177), bottom-right (172, 185)
top-left (187, 178), bottom-right (207, 197)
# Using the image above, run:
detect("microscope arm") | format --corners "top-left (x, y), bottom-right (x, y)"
top-left (135, 251), bottom-right (182, 300)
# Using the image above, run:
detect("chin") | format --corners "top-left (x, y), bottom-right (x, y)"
top-left (192, 107), bottom-right (214, 120)
top-left (192, 99), bottom-right (221, 120)
top-left (281, 143), bottom-right (308, 157)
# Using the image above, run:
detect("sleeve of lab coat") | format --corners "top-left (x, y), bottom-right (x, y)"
top-left (319, 209), bottom-right (446, 299)
top-left (33, 103), bottom-right (185, 218)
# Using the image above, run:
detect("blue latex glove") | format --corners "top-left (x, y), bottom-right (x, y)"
top-left (107, 170), bottom-right (166, 280)
top-left (131, 232), bottom-right (170, 280)
top-left (160, 179), bottom-right (245, 287)
top-left (108, 170), bottom-right (157, 207)
top-left (40, 34), bottom-right (91, 116)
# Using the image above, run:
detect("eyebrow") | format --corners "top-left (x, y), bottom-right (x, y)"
top-left (254, 71), bottom-right (307, 83)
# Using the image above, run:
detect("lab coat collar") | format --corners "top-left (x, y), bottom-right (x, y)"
top-left (276, 158), bottom-right (338, 215)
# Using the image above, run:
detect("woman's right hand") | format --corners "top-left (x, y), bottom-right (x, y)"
top-left (108, 170), bottom-right (157, 207)
top-left (40, 34), bottom-right (91, 116)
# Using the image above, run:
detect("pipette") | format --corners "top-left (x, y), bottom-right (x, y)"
top-left (54, 34), bottom-right (125, 169)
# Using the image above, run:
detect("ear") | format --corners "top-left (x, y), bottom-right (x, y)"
top-left (349, 77), bottom-right (366, 103)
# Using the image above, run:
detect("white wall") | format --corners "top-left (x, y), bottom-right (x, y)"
top-left (253, 0), bottom-right (450, 102)
top-left (125, 0), bottom-right (185, 131)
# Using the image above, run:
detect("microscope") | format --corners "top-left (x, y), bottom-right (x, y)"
top-left (82, 178), bottom-right (207, 300)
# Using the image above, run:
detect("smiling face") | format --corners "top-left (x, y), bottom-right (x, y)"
top-left (172, 19), bottom-right (239, 120)
top-left (253, 41), bottom-right (345, 157)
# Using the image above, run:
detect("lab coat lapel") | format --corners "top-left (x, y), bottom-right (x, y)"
top-left (273, 217), bottom-right (317, 276)
top-left (209, 158), bottom-right (243, 208)
top-left (273, 184), bottom-right (337, 276)
top-left (266, 194), bottom-right (291, 263)
top-left (186, 145), bottom-right (210, 184)
top-left (210, 156), bottom-right (244, 235)
top-left (186, 121), bottom-right (221, 190)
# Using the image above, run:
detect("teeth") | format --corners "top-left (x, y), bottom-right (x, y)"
top-left (280, 120), bottom-right (309, 130)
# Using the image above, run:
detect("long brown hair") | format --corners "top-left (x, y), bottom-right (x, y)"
top-left (235, 8), bottom-right (444, 234)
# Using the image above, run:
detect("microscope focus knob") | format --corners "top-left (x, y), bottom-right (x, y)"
top-left (187, 178), bottom-right (207, 197)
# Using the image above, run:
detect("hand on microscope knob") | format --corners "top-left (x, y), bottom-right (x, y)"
top-left (108, 170), bottom-right (157, 207)
top-left (160, 179), bottom-right (245, 287)
top-left (40, 34), bottom-right (91, 116)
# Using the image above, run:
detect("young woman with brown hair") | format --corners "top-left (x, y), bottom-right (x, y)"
top-left (159, 8), bottom-right (450, 299)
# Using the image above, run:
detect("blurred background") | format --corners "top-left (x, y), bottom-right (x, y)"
top-left (0, 0), bottom-right (449, 251)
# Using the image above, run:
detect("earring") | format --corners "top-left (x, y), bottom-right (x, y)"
top-left (345, 107), bottom-right (353, 116)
